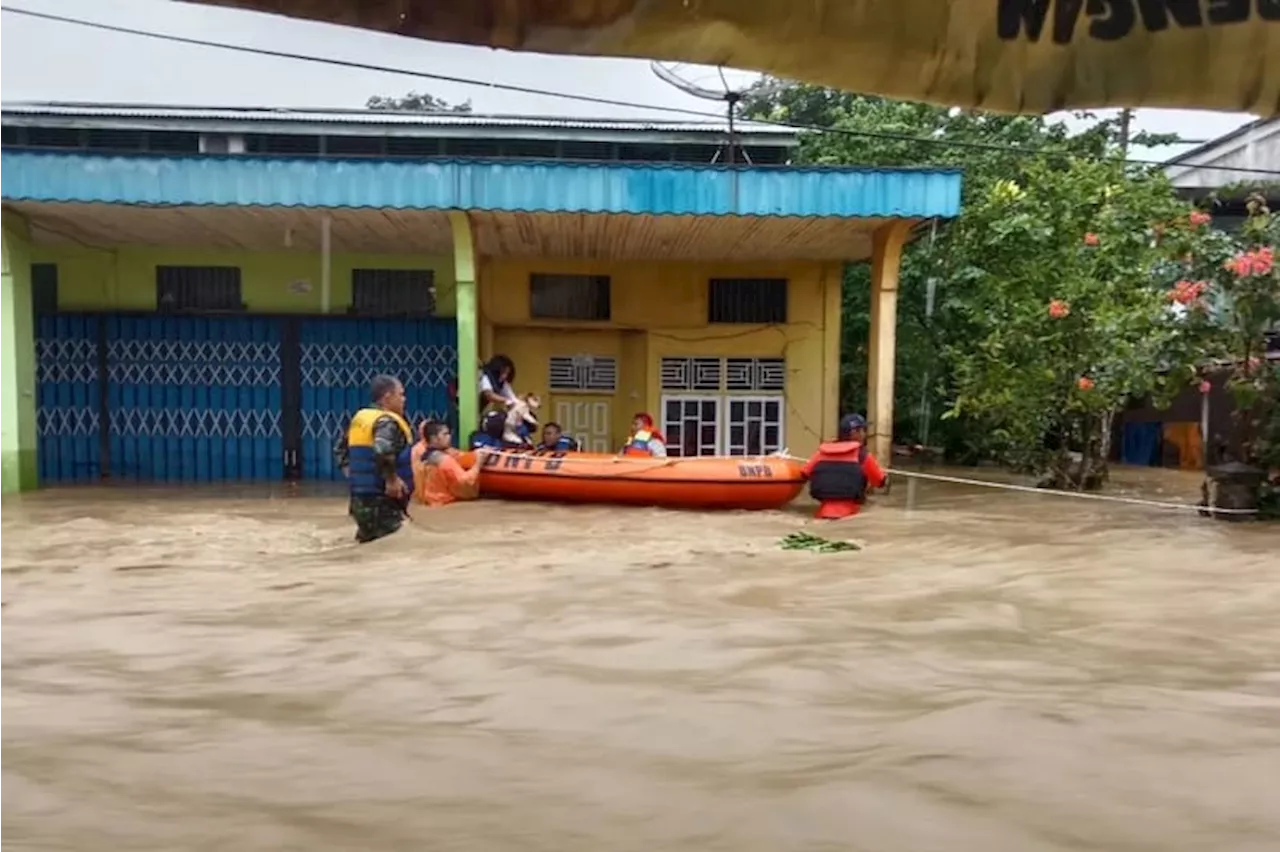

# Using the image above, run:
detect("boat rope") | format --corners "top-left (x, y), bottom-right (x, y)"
top-left (773, 454), bottom-right (1258, 516)
top-left (473, 449), bottom-right (1258, 515)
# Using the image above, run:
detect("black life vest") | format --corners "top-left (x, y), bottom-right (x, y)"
top-left (808, 444), bottom-right (868, 502)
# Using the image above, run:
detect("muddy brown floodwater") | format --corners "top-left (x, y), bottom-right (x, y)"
top-left (3, 467), bottom-right (1279, 852)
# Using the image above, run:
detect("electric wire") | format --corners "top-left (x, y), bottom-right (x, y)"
top-left (5, 5), bottom-right (1279, 178)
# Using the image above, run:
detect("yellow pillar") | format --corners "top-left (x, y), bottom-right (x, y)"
top-left (1, 215), bottom-right (39, 493)
top-left (448, 211), bottom-right (479, 441)
top-left (821, 261), bottom-right (843, 439)
top-left (866, 220), bottom-right (912, 463)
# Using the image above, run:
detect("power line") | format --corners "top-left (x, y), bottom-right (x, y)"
top-left (5, 5), bottom-right (1280, 178)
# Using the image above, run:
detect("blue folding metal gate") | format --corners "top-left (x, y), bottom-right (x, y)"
top-left (35, 313), bottom-right (456, 485)
top-left (105, 315), bottom-right (284, 483)
top-left (35, 314), bottom-right (102, 484)
top-left (298, 317), bottom-right (457, 481)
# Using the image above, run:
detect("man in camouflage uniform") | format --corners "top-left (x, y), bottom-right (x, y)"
top-left (333, 375), bottom-right (415, 543)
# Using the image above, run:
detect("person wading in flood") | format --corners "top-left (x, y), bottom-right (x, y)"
top-left (801, 413), bottom-right (886, 520)
top-left (333, 375), bottom-right (414, 543)
top-left (412, 420), bottom-right (483, 508)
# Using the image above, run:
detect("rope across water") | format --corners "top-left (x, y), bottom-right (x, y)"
top-left (472, 448), bottom-right (1258, 515)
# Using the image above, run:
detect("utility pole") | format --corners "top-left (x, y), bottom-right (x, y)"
top-left (1118, 108), bottom-right (1133, 157)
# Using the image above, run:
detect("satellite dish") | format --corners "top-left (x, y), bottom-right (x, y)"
top-left (650, 62), bottom-right (764, 165)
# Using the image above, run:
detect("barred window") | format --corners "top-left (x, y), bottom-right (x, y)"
top-left (351, 269), bottom-right (436, 316)
top-left (708, 278), bottom-right (788, 324)
top-left (156, 266), bottom-right (243, 312)
top-left (530, 274), bottom-right (611, 321)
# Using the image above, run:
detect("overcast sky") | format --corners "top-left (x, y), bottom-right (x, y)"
top-left (0, 0), bottom-right (1258, 161)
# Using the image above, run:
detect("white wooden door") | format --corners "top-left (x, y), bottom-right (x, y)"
top-left (553, 398), bottom-right (613, 453)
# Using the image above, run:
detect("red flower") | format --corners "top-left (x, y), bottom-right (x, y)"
top-left (1048, 299), bottom-right (1071, 319)
top-left (1189, 211), bottom-right (1212, 227)
top-left (1077, 376), bottom-right (1095, 391)
top-left (1226, 247), bottom-right (1275, 278)
top-left (1083, 233), bottom-right (1100, 246)
top-left (1198, 380), bottom-right (1212, 394)
top-left (1167, 279), bottom-right (1208, 305)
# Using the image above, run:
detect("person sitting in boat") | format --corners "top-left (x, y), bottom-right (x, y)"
top-left (413, 420), bottom-right (483, 508)
top-left (469, 410), bottom-right (511, 451)
top-left (538, 421), bottom-right (580, 453)
top-left (801, 413), bottom-right (886, 520)
top-left (620, 412), bottom-right (668, 458)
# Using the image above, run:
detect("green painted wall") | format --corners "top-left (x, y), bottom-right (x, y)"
top-left (2, 215), bottom-right (39, 494)
top-left (29, 245), bottom-right (457, 316)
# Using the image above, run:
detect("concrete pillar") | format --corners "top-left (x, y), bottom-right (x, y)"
top-left (448, 211), bottom-right (479, 442)
top-left (1, 217), bottom-right (39, 493)
top-left (866, 220), bottom-right (912, 463)
top-left (820, 261), bottom-right (843, 440)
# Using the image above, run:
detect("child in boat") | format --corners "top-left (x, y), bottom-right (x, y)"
top-left (539, 422), bottom-right (580, 453)
top-left (620, 413), bottom-right (668, 457)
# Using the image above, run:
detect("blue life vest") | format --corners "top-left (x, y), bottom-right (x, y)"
top-left (551, 435), bottom-right (579, 452)
top-left (346, 407), bottom-right (414, 498)
top-left (470, 432), bottom-right (505, 450)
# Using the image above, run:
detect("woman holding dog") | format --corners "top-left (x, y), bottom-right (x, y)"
top-left (479, 354), bottom-right (519, 411)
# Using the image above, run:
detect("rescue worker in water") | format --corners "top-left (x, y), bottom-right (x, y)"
top-left (333, 374), bottom-right (415, 543)
top-left (802, 413), bottom-right (887, 520)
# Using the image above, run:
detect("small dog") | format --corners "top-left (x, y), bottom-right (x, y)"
top-left (503, 393), bottom-right (541, 446)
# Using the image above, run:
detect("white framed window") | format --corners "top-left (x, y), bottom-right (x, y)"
top-left (658, 356), bottom-right (786, 456)
top-left (724, 396), bottom-right (785, 456)
top-left (548, 354), bottom-right (617, 392)
top-left (660, 395), bottom-right (722, 457)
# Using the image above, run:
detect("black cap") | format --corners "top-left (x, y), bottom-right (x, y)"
top-left (839, 413), bottom-right (867, 436)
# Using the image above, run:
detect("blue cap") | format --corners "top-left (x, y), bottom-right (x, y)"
top-left (839, 413), bottom-right (867, 435)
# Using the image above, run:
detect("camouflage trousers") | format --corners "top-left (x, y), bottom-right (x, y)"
top-left (349, 495), bottom-right (406, 543)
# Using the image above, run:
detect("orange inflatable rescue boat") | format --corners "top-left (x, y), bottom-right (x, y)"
top-left (457, 450), bottom-right (804, 511)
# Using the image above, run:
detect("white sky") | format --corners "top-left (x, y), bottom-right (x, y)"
top-left (0, 0), bottom-right (1259, 162)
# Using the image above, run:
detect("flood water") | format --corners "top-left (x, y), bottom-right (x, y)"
top-left (3, 467), bottom-right (1278, 852)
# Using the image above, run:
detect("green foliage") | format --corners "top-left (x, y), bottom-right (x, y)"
top-left (779, 531), bottom-right (862, 552)
top-left (741, 81), bottom-right (1245, 487)
top-left (1186, 195), bottom-right (1280, 469)
top-left (366, 91), bottom-right (473, 113)
top-left (937, 159), bottom-right (1216, 486)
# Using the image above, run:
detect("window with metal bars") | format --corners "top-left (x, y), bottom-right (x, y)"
top-left (245, 134), bottom-right (321, 156)
top-left (85, 129), bottom-right (146, 152)
top-left (351, 269), bottom-right (436, 316)
top-left (155, 266), bottom-right (244, 312)
top-left (529, 274), bottom-right (611, 321)
top-left (24, 127), bottom-right (81, 149)
top-left (548, 355), bottom-right (618, 392)
top-left (707, 278), bottom-right (788, 324)
top-left (326, 135), bottom-right (385, 157)
top-left (30, 263), bottom-right (58, 316)
top-left (147, 131), bottom-right (200, 153)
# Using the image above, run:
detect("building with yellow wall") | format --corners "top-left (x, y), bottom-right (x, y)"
top-left (0, 104), bottom-right (960, 492)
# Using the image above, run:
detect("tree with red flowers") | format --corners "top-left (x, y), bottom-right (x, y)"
top-left (1178, 194), bottom-right (1280, 481)
top-left (939, 155), bottom-right (1221, 490)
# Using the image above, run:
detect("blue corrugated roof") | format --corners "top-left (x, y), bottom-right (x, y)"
top-left (1, 151), bottom-right (961, 219)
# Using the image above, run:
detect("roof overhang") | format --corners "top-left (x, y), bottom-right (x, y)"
top-left (0, 151), bottom-right (960, 219)
top-left (1164, 118), bottom-right (1280, 191)
top-left (182, 0), bottom-right (1279, 115)
top-left (5, 201), bottom-right (904, 261)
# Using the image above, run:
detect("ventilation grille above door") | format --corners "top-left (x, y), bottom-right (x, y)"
top-left (725, 357), bottom-right (786, 392)
top-left (548, 355), bottom-right (618, 392)
top-left (660, 357), bottom-right (723, 391)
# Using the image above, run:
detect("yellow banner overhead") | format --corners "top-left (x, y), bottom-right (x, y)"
top-left (195, 0), bottom-right (1278, 115)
